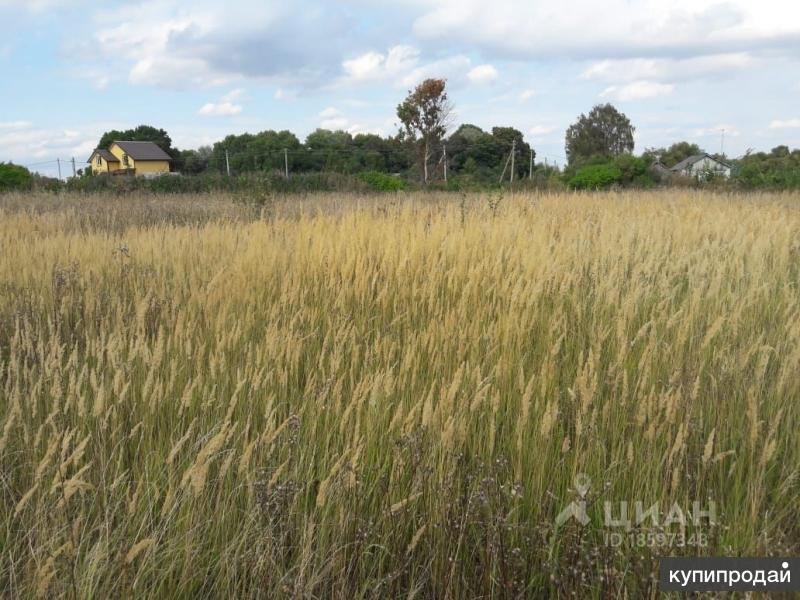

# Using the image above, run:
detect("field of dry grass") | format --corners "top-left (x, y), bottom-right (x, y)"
top-left (1, 190), bottom-right (798, 598)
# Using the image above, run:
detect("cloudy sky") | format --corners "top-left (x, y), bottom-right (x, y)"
top-left (2, 0), bottom-right (799, 176)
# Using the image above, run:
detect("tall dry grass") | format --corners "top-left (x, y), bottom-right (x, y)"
top-left (0, 190), bottom-right (798, 598)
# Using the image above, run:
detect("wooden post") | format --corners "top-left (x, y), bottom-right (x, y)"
top-left (529, 149), bottom-right (533, 180)
top-left (510, 139), bottom-right (516, 183)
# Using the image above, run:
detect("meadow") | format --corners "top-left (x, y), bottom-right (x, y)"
top-left (0, 190), bottom-right (798, 598)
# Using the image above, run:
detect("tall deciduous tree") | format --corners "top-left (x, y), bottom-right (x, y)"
top-left (97, 125), bottom-right (175, 153)
top-left (491, 127), bottom-right (531, 180)
top-left (96, 125), bottom-right (181, 170)
top-left (565, 104), bottom-right (635, 165)
top-left (397, 78), bottom-right (453, 183)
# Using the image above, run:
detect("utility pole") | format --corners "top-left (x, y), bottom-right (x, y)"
top-left (510, 138), bottom-right (516, 183)
top-left (499, 149), bottom-right (512, 183)
top-left (443, 144), bottom-right (447, 183)
top-left (284, 148), bottom-right (289, 179)
top-left (225, 149), bottom-right (231, 176)
top-left (529, 148), bottom-right (533, 180)
top-left (720, 128), bottom-right (725, 156)
top-left (71, 157), bottom-right (76, 178)
top-left (57, 158), bottom-right (62, 180)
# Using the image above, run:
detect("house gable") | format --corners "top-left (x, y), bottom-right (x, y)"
top-left (107, 141), bottom-right (171, 174)
top-left (670, 153), bottom-right (731, 178)
top-left (87, 149), bottom-right (121, 173)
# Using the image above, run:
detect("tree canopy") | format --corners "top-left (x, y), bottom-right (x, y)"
top-left (97, 125), bottom-right (175, 154)
top-left (0, 162), bottom-right (33, 191)
top-left (642, 142), bottom-right (703, 167)
top-left (397, 78), bottom-right (453, 183)
top-left (565, 104), bottom-right (635, 165)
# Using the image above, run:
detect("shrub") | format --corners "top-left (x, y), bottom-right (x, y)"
top-left (568, 163), bottom-right (622, 189)
top-left (358, 171), bottom-right (406, 191)
top-left (0, 162), bottom-right (34, 192)
top-left (613, 154), bottom-right (649, 182)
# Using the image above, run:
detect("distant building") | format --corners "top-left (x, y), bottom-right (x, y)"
top-left (649, 160), bottom-right (672, 180)
top-left (87, 141), bottom-right (171, 176)
top-left (670, 153), bottom-right (731, 179)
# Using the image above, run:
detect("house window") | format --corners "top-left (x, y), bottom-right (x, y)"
top-left (122, 153), bottom-right (129, 167)
top-left (96, 155), bottom-right (102, 166)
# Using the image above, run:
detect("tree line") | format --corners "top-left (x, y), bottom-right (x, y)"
top-left (3, 78), bottom-right (800, 192)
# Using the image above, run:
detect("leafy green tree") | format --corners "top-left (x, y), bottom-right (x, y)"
top-left (304, 129), bottom-right (355, 172)
top-left (352, 134), bottom-right (390, 172)
top-left (612, 154), bottom-right (650, 183)
top-left (95, 125), bottom-right (180, 170)
top-left (733, 145), bottom-right (800, 189)
top-left (568, 163), bottom-right (622, 189)
top-left (565, 104), bottom-right (635, 165)
top-left (249, 130), bottom-right (302, 172)
top-left (491, 126), bottom-right (532, 181)
top-left (97, 125), bottom-right (175, 154)
top-left (178, 146), bottom-right (213, 175)
top-left (642, 142), bottom-right (702, 167)
top-left (210, 130), bottom-right (301, 175)
top-left (397, 78), bottom-right (453, 183)
top-left (0, 162), bottom-right (34, 191)
top-left (447, 125), bottom-right (499, 176)
top-left (446, 124), bottom-right (534, 182)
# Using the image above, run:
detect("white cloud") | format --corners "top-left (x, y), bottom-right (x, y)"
top-left (67, 65), bottom-right (112, 91)
top-left (690, 124), bottom-right (740, 137)
top-left (0, 123), bottom-right (99, 167)
top-left (529, 125), bottom-right (556, 137)
top-left (198, 89), bottom-right (244, 116)
top-left (0, 0), bottom-right (74, 10)
top-left (198, 102), bottom-right (242, 116)
top-left (317, 107), bottom-right (347, 130)
top-left (0, 121), bottom-right (32, 130)
top-left (401, 54), bottom-right (472, 87)
top-left (198, 102), bottom-right (241, 117)
top-left (410, 0), bottom-right (800, 60)
top-left (274, 88), bottom-right (295, 100)
top-left (466, 64), bottom-right (498, 85)
top-left (317, 107), bottom-right (385, 135)
top-left (582, 53), bottom-right (755, 84)
top-left (130, 56), bottom-right (232, 89)
top-left (318, 107), bottom-right (339, 119)
top-left (342, 45), bottom-right (420, 82)
top-left (222, 89), bottom-right (244, 102)
top-left (600, 80), bottom-right (674, 101)
top-left (519, 89), bottom-right (536, 102)
top-left (83, 2), bottom-right (352, 90)
top-left (339, 45), bottom-right (490, 90)
top-left (769, 118), bottom-right (800, 129)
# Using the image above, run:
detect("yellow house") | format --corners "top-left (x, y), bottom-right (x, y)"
top-left (88, 141), bottom-right (172, 176)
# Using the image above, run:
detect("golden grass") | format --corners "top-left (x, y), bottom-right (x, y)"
top-left (0, 190), bottom-right (798, 597)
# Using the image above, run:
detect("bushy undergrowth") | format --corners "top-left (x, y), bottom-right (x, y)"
top-left (0, 191), bottom-right (798, 598)
top-left (357, 171), bottom-right (407, 191)
top-left (0, 162), bottom-right (34, 191)
top-left (63, 171), bottom-right (372, 195)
